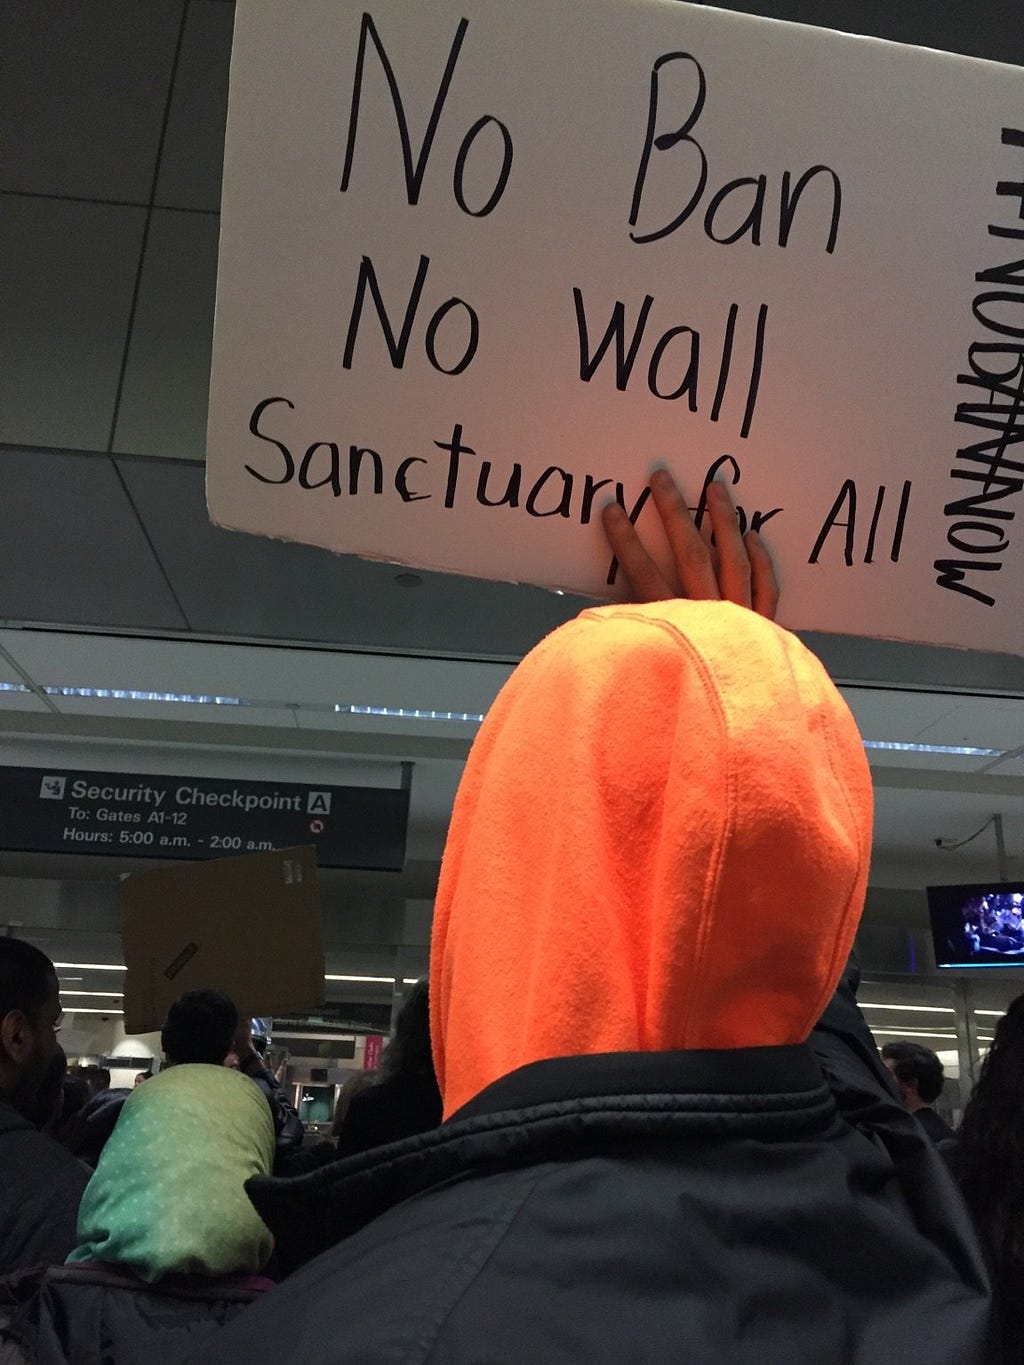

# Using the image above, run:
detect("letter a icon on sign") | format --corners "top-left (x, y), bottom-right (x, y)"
top-left (307, 791), bottom-right (332, 814)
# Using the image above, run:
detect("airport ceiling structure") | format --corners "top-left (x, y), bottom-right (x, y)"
top-left (1, 1), bottom-right (1023, 1034)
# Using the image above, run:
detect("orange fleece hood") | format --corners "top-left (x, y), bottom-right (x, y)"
top-left (430, 600), bottom-right (873, 1120)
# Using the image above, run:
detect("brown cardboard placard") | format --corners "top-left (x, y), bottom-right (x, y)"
top-left (121, 845), bottom-right (325, 1035)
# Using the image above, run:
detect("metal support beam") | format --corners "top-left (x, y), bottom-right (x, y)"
top-left (954, 978), bottom-right (983, 1104)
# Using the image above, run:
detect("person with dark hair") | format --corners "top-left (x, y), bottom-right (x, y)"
top-left (331, 1071), bottom-right (373, 1139)
top-left (196, 476), bottom-right (997, 1365)
top-left (162, 988), bottom-right (239, 1066)
top-left (949, 994), bottom-right (1024, 1358)
top-left (163, 992), bottom-right (304, 1171)
top-left (61, 990), bottom-right (303, 1173)
top-left (334, 981), bottom-right (442, 1158)
top-left (74, 1065), bottom-right (111, 1098)
top-left (881, 1040), bottom-right (956, 1143)
top-left (0, 937), bottom-right (89, 1272)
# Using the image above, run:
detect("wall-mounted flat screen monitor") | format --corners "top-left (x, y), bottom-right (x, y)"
top-left (928, 883), bottom-right (1024, 968)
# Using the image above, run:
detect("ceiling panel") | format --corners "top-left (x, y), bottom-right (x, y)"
top-left (866, 749), bottom-right (998, 775)
top-left (0, 0), bottom-right (182, 201)
top-left (117, 457), bottom-right (587, 655)
top-left (0, 450), bottom-right (188, 629)
top-left (872, 786), bottom-right (1024, 861)
top-left (842, 688), bottom-right (960, 743)
top-left (0, 198), bottom-right (146, 449)
top-left (988, 754), bottom-right (1024, 778)
top-left (112, 210), bottom-right (219, 460)
top-left (696, 0), bottom-right (1024, 65)
top-left (914, 698), bottom-right (1024, 751)
top-left (0, 692), bottom-right (49, 714)
top-left (155, 0), bottom-right (235, 212)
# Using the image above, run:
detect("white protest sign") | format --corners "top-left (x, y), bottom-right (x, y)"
top-left (208, 0), bottom-right (1024, 654)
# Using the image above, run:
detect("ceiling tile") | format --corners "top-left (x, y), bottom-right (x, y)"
top-left (697, 1), bottom-right (1024, 65)
top-left (0, 449), bottom-right (188, 629)
top-left (914, 698), bottom-right (1024, 752)
top-left (0, 0), bottom-right (183, 201)
top-left (0, 692), bottom-right (49, 713)
top-left (155, 0), bottom-right (234, 212)
top-left (117, 457), bottom-right (587, 654)
top-left (866, 749), bottom-right (994, 774)
top-left (986, 754), bottom-right (1024, 778)
top-left (841, 688), bottom-right (960, 744)
top-left (0, 198), bottom-right (145, 449)
top-left (112, 210), bottom-right (219, 459)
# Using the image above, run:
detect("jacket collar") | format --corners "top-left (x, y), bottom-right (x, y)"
top-left (249, 1045), bottom-right (840, 1275)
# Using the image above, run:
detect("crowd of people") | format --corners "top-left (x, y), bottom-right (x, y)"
top-left (0, 474), bottom-right (1019, 1362)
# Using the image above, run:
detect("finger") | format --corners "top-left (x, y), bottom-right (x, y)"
top-left (744, 531), bottom-right (780, 620)
top-left (601, 500), bottom-right (675, 602)
top-left (649, 470), bottom-right (720, 600)
top-left (697, 512), bottom-right (721, 580)
top-left (704, 481), bottom-right (752, 608)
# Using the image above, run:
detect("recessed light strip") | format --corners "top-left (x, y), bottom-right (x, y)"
top-left (3, 680), bottom-right (1011, 753)
top-left (869, 1028), bottom-right (958, 1040)
top-left (862, 740), bottom-right (1004, 757)
top-left (56, 963), bottom-right (421, 987)
top-left (860, 1003), bottom-right (955, 1014)
top-left (60, 990), bottom-right (124, 998)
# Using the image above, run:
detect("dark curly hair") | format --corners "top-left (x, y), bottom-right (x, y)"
top-left (949, 993), bottom-right (1024, 1291)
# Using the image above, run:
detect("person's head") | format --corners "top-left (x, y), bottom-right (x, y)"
top-left (77, 1065), bottom-right (110, 1096)
top-left (379, 980), bottom-right (434, 1085)
top-left (0, 936), bottom-right (62, 1115)
top-left (332, 1070), bottom-right (374, 1137)
top-left (69, 1064), bottom-right (274, 1280)
top-left (161, 989), bottom-right (238, 1066)
top-left (430, 599), bottom-right (873, 1118)
top-left (880, 1040), bottom-right (946, 1110)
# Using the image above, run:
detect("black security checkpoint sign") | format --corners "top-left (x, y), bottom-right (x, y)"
top-left (0, 767), bottom-right (409, 871)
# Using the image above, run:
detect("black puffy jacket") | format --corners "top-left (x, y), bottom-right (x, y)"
top-left (0, 1100), bottom-right (89, 1275)
top-left (0, 1262), bottom-right (270, 1365)
top-left (187, 973), bottom-right (999, 1365)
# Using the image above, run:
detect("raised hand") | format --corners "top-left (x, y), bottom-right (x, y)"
top-left (602, 469), bottom-right (778, 618)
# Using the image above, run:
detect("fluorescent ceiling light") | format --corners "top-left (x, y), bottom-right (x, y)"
top-left (335, 704), bottom-right (485, 722)
top-left (7, 678), bottom-right (1008, 751)
top-left (60, 990), bottom-right (124, 998)
top-left (860, 1003), bottom-right (955, 1014)
top-left (974, 1009), bottom-right (1005, 1017)
top-left (54, 962), bottom-right (126, 972)
top-left (869, 1028), bottom-right (958, 1040)
top-left (63, 1007), bottom-right (124, 1015)
top-left (44, 686), bottom-right (244, 705)
top-left (324, 974), bottom-right (423, 985)
top-left (324, 974), bottom-right (397, 984)
top-left (2, 680), bottom-right (481, 722)
top-left (862, 740), bottom-right (1003, 757)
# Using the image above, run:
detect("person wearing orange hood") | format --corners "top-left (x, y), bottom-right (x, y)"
top-left (194, 474), bottom-right (998, 1364)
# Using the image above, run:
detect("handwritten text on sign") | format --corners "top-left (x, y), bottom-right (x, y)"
top-left (207, 0), bottom-right (1024, 653)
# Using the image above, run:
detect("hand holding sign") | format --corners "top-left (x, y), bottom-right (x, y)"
top-left (603, 472), bottom-right (779, 618)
